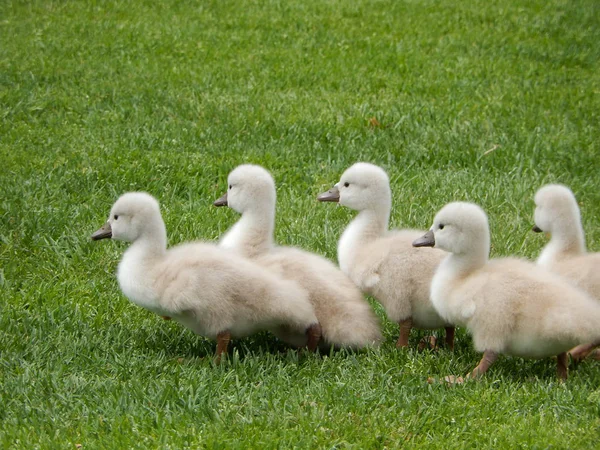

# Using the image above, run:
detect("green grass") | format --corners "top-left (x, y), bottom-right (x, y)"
top-left (1, 0), bottom-right (600, 447)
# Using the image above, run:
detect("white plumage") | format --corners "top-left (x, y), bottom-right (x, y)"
top-left (318, 163), bottom-right (452, 349)
top-left (92, 192), bottom-right (321, 360)
top-left (533, 184), bottom-right (600, 361)
top-left (414, 201), bottom-right (600, 380)
top-left (534, 184), bottom-right (600, 300)
top-left (215, 164), bottom-right (382, 350)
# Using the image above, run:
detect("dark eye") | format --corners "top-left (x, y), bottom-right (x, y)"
top-left (228, 185), bottom-right (232, 189)
top-left (114, 215), bottom-right (119, 220)
top-left (439, 224), bottom-right (444, 230)
top-left (344, 182), bottom-right (350, 187)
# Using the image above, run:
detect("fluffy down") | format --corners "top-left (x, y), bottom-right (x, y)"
top-left (319, 162), bottom-right (451, 348)
top-left (93, 192), bottom-right (319, 355)
top-left (534, 184), bottom-right (600, 300)
top-left (215, 164), bottom-right (382, 349)
top-left (418, 201), bottom-right (600, 379)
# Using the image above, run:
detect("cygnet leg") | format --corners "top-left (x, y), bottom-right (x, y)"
top-left (445, 326), bottom-right (455, 351)
top-left (306, 323), bottom-right (322, 352)
top-left (569, 341), bottom-right (600, 362)
top-left (556, 352), bottom-right (568, 381)
top-left (396, 318), bottom-right (413, 348)
top-left (469, 350), bottom-right (498, 378)
top-left (214, 330), bottom-right (231, 363)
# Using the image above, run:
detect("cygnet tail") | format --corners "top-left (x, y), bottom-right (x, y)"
top-left (318, 297), bottom-right (383, 349)
top-left (546, 300), bottom-right (600, 350)
top-left (570, 309), bottom-right (600, 346)
top-left (271, 279), bottom-right (319, 332)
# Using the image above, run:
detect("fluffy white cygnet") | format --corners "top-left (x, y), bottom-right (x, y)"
top-left (413, 201), bottom-right (600, 380)
top-left (533, 184), bottom-right (600, 361)
top-left (92, 192), bottom-right (321, 360)
top-left (214, 165), bottom-right (382, 350)
top-left (534, 184), bottom-right (600, 297)
top-left (318, 163), bottom-right (452, 349)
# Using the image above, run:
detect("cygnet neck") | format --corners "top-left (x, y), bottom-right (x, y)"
top-left (338, 204), bottom-right (390, 270)
top-left (444, 248), bottom-right (489, 276)
top-left (443, 228), bottom-right (490, 276)
top-left (353, 207), bottom-right (390, 241)
top-left (127, 219), bottom-right (168, 260)
top-left (117, 217), bottom-right (167, 312)
top-left (540, 214), bottom-right (586, 264)
top-left (224, 203), bottom-right (275, 258)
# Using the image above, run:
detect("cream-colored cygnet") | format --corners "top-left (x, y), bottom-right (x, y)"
top-left (318, 163), bottom-right (452, 349)
top-left (214, 165), bottom-right (382, 350)
top-left (413, 201), bottom-right (600, 380)
top-left (92, 192), bottom-right (321, 360)
top-left (533, 184), bottom-right (600, 361)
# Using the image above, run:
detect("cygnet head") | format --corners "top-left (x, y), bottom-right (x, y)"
top-left (91, 192), bottom-right (163, 243)
top-left (317, 162), bottom-right (391, 212)
top-left (533, 184), bottom-right (580, 234)
top-left (214, 164), bottom-right (276, 214)
top-left (413, 202), bottom-right (490, 258)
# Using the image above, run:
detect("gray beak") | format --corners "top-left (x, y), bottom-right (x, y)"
top-left (214, 192), bottom-right (228, 207)
top-left (412, 230), bottom-right (435, 248)
top-left (532, 225), bottom-right (543, 233)
top-left (91, 222), bottom-right (112, 241)
top-left (317, 186), bottom-right (340, 202)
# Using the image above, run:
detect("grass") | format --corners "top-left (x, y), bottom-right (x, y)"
top-left (1, 0), bottom-right (600, 447)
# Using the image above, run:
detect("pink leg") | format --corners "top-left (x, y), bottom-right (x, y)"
top-left (445, 326), bottom-right (455, 351)
top-left (437, 350), bottom-right (497, 384)
top-left (214, 330), bottom-right (231, 364)
top-left (306, 323), bottom-right (322, 352)
top-left (569, 341), bottom-right (600, 362)
top-left (396, 318), bottom-right (412, 348)
top-left (557, 352), bottom-right (568, 381)
top-left (469, 350), bottom-right (498, 378)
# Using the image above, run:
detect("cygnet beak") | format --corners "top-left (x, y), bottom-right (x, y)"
top-left (412, 230), bottom-right (435, 248)
top-left (91, 222), bottom-right (112, 240)
top-left (532, 225), bottom-right (543, 233)
top-left (214, 192), bottom-right (228, 207)
top-left (317, 186), bottom-right (340, 202)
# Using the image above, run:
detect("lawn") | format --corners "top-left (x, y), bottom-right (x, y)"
top-left (1, 0), bottom-right (600, 447)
